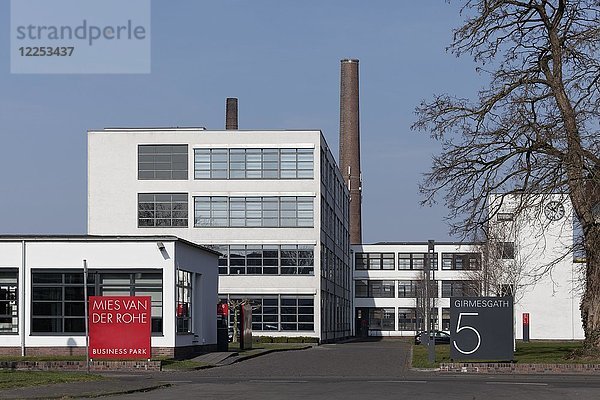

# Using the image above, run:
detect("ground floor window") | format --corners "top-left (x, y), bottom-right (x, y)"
top-left (176, 270), bottom-right (192, 333)
top-left (368, 308), bottom-right (395, 331)
top-left (398, 307), bottom-right (439, 332)
top-left (32, 270), bottom-right (163, 335)
top-left (442, 308), bottom-right (450, 331)
top-left (0, 269), bottom-right (18, 334)
top-left (397, 308), bottom-right (417, 331)
top-left (220, 294), bottom-right (314, 332)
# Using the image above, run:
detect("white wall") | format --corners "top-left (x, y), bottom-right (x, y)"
top-left (0, 238), bottom-right (219, 350)
top-left (88, 129), bottom-right (327, 339)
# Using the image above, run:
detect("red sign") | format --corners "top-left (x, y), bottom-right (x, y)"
top-left (217, 302), bottom-right (228, 317)
top-left (523, 313), bottom-right (530, 325)
top-left (89, 296), bottom-right (151, 360)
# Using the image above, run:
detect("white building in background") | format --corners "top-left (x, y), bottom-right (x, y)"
top-left (352, 195), bottom-right (584, 341)
top-left (487, 194), bottom-right (584, 340)
top-left (352, 242), bottom-right (481, 337)
top-left (87, 128), bottom-right (352, 342)
top-left (0, 235), bottom-right (219, 358)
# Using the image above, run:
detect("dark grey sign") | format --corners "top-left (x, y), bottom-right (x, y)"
top-left (450, 297), bottom-right (513, 361)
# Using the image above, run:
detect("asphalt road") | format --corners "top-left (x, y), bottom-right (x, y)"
top-left (102, 340), bottom-right (600, 400)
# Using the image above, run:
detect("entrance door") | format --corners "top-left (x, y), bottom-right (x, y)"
top-left (355, 308), bottom-right (369, 337)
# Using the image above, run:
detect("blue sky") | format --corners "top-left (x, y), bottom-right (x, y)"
top-left (0, 1), bottom-right (482, 242)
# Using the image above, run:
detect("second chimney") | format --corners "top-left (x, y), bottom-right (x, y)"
top-left (226, 98), bottom-right (238, 130)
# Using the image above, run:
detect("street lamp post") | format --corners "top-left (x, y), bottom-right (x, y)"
top-left (427, 240), bottom-right (435, 363)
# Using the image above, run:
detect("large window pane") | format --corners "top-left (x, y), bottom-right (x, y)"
top-left (139, 145), bottom-right (188, 180)
top-left (138, 193), bottom-right (188, 228)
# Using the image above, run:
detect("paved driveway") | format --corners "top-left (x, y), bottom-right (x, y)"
top-left (99, 339), bottom-right (600, 400)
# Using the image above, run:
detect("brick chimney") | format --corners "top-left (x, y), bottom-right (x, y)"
top-left (339, 59), bottom-right (362, 245)
top-left (226, 98), bottom-right (238, 130)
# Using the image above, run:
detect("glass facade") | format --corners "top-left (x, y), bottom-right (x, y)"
top-left (222, 294), bottom-right (314, 332)
top-left (398, 253), bottom-right (438, 270)
top-left (210, 244), bottom-right (314, 275)
top-left (367, 308), bottom-right (395, 331)
top-left (138, 145), bottom-right (188, 180)
top-left (176, 270), bottom-right (192, 334)
top-left (0, 270), bottom-right (18, 334)
top-left (138, 193), bottom-right (188, 227)
top-left (194, 148), bottom-right (314, 179)
top-left (441, 253), bottom-right (481, 270)
top-left (441, 280), bottom-right (479, 297)
top-left (32, 271), bottom-right (163, 334)
top-left (354, 280), bottom-right (395, 298)
top-left (194, 196), bottom-right (314, 228)
top-left (354, 252), bottom-right (394, 270)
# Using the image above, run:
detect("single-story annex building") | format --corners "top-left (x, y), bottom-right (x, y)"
top-left (0, 235), bottom-right (219, 358)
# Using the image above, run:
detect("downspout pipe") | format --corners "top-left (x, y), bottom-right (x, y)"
top-left (21, 240), bottom-right (26, 357)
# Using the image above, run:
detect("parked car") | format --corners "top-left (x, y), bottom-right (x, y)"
top-left (414, 330), bottom-right (451, 345)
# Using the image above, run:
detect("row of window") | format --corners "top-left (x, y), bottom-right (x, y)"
top-left (0, 270), bottom-right (18, 333)
top-left (138, 145), bottom-right (315, 180)
top-left (354, 280), bottom-right (480, 298)
top-left (355, 252), bottom-right (481, 271)
top-left (220, 295), bottom-right (315, 332)
top-left (195, 196), bottom-right (314, 228)
top-left (209, 244), bottom-right (314, 275)
top-left (359, 307), bottom-right (451, 331)
top-left (195, 148), bottom-right (314, 179)
top-left (31, 271), bottom-right (163, 334)
top-left (137, 195), bottom-right (315, 228)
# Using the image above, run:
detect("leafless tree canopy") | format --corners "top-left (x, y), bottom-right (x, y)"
top-left (412, 1), bottom-right (600, 348)
top-left (413, 0), bottom-right (599, 234)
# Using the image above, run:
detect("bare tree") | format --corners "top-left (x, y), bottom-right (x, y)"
top-left (227, 298), bottom-right (261, 343)
top-left (414, 271), bottom-right (439, 332)
top-left (413, 1), bottom-right (600, 350)
top-left (470, 215), bottom-right (534, 304)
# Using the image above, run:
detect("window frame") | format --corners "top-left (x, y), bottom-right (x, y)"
top-left (31, 270), bottom-right (164, 336)
top-left (138, 144), bottom-right (188, 180)
top-left (138, 193), bottom-right (188, 228)
top-left (0, 269), bottom-right (18, 335)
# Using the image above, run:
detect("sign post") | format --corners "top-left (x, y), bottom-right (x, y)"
top-left (450, 297), bottom-right (514, 361)
top-left (83, 260), bottom-right (89, 373)
top-left (426, 240), bottom-right (435, 363)
top-left (523, 313), bottom-right (530, 342)
top-left (88, 296), bottom-right (152, 359)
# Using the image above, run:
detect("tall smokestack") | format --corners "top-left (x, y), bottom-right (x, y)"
top-left (226, 98), bottom-right (238, 130)
top-left (339, 59), bottom-right (362, 245)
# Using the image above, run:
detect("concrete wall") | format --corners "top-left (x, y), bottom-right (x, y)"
top-left (0, 238), bottom-right (218, 355)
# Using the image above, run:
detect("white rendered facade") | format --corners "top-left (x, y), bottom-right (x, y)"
top-left (352, 195), bottom-right (584, 340)
top-left (0, 236), bottom-right (219, 357)
top-left (88, 128), bottom-right (352, 342)
top-left (487, 194), bottom-right (584, 340)
top-left (352, 242), bottom-right (481, 337)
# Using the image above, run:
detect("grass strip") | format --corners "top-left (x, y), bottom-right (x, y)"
top-left (0, 370), bottom-right (102, 390)
top-left (412, 341), bottom-right (600, 368)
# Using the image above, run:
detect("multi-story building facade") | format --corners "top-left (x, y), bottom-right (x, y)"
top-left (352, 194), bottom-right (584, 340)
top-left (88, 128), bottom-right (352, 342)
top-left (352, 242), bottom-right (481, 337)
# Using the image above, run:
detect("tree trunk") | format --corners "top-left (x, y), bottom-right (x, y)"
top-left (581, 225), bottom-right (600, 350)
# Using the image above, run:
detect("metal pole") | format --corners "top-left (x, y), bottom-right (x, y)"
top-left (427, 240), bottom-right (435, 364)
top-left (83, 260), bottom-right (90, 374)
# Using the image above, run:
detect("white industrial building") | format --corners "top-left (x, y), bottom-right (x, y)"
top-left (352, 194), bottom-right (584, 340)
top-left (87, 128), bottom-right (352, 342)
top-left (0, 236), bottom-right (219, 357)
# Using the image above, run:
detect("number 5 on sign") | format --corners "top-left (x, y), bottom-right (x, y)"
top-left (453, 312), bottom-right (481, 355)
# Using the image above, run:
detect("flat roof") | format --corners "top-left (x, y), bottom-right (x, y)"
top-left (0, 235), bottom-right (221, 256)
top-left (89, 128), bottom-right (323, 133)
top-left (361, 241), bottom-right (483, 246)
